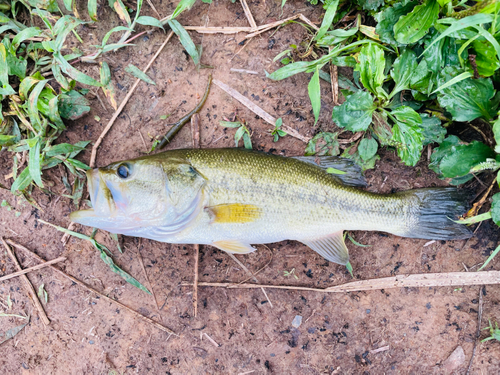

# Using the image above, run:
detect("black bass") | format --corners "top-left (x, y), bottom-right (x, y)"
top-left (70, 148), bottom-right (471, 267)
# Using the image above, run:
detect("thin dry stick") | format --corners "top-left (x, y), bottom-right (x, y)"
top-left (240, 0), bottom-right (257, 30)
top-left (194, 271), bottom-right (500, 293)
top-left (136, 246), bottom-right (165, 327)
top-left (213, 79), bottom-right (311, 143)
top-left (244, 14), bottom-right (301, 39)
top-left (227, 253), bottom-right (258, 283)
top-left (0, 256), bottom-right (66, 282)
top-left (184, 26), bottom-right (253, 34)
top-left (466, 287), bottom-right (484, 375)
top-left (235, 245), bottom-right (273, 285)
top-left (6, 239), bottom-right (177, 336)
top-left (191, 114), bottom-right (201, 317)
top-left (146, 0), bottom-right (161, 18)
top-left (90, 31), bottom-right (174, 168)
top-left (1, 238), bottom-right (50, 326)
top-left (61, 222), bottom-right (76, 245)
top-left (329, 47), bottom-right (339, 106)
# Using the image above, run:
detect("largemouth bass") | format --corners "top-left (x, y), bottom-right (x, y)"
top-left (70, 148), bottom-right (472, 267)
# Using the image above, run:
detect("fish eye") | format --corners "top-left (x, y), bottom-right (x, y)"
top-left (117, 164), bottom-right (130, 179)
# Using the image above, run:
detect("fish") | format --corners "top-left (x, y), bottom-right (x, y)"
top-left (70, 148), bottom-right (472, 268)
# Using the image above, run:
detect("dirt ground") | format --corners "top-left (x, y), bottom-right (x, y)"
top-left (1, 1), bottom-right (500, 374)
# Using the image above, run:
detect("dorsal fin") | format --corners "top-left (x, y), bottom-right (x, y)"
top-left (293, 156), bottom-right (366, 187)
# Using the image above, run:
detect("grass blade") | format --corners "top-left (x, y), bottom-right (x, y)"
top-left (88, 0), bottom-right (97, 21)
top-left (168, 19), bottom-right (200, 66)
top-left (125, 64), bottom-right (156, 85)
top-left (54, 52), bottom-right (101, 86)
top-left (28, 137), bottom-right (43, 187)
top-left (308, 66), bottom-right (321, 126)
top-left (136, 16), bottom-right (165, 30)
top-left (432, 71), bottom-right (473, 94)
top-left (479, 243), bottom-right (500, 271)
top-left (10, 167), bottom-right (32, 193)
top-left (316, 0), bottom-right (339, 40)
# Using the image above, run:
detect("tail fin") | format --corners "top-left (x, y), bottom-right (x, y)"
top-left (396, 187), bottom-right (472, 240)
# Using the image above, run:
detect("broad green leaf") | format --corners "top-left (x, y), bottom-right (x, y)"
top-left (356, 44), bottom-right (386, 98)
top-left (341, 145), bottom-right (380, 171)
top-left (357, 0), bottom-right (384, 11)
top-left (316, 0), bottom-right (339, 40)
top-left (88, 0), bottom-right (97, 21)
top-left (168, 20), bottom-right (200, 66)
top-left (12, 27), bottom-right (41, 51)
top-left (358, 138), bottom-right (378, 161)
top-left (10, 167), bottom-right (32, 193)
top-left (437, 67), bottom-right (497, 121)
top-left (491, 193), bottom-right (500, 227)
top-left (304, 132), bottom-right (339, 156)
top-left (6, 52), bottom-right (27, 79)
top-left (423, 14), bottom-right (493, 54)
top-left (429, 136), bottom-right (495, 179)
top-left (473, 38), bottom-right (500, 77)
top-left (331, 91), bottom-right (376, 132)
top-left (125, 64), bottom-right (156, 85)
top-left (171, 0), bottom-right (196, 19)
top-left (394, 0), bottom-right (439, 44)
top-left (375, 0), bottom-right (418, 46)
top-left (419, 113), bottom-right (445, 146)
top-left (58, 90), bottom-right (91, 120)
top-left (308, 67), bottom-right (321, 126)
top-left (389, 49), bottom-right (417, 97)
top-left (0, 135), bottom-right (17, 146)
top-left (136, 16), bottom-right (165, 30)
top-left (390, 106), bottom-right (424, 166)
top-left (28, 137), bottom-right (43, 187)
top-left (473, 26), bottom-right (500, 70)
top-left (54, 52), bottom-right (101, 86)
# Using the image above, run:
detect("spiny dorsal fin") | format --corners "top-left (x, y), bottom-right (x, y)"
top-left (206, 204), bottom-right (261, 224)
top-left (301, 231), bottom-right (350, 265)
top-left (212, 240), bottom-right (256, 254)
top-left (293, 156), bottom-right (366, 187)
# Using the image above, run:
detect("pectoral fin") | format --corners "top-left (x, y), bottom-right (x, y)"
top-left (301, 231), bottom-right (350, 266)
top-left (212, 240), bottom-right (256, 254)
top-left (207, 204), bottom-right (261, 224)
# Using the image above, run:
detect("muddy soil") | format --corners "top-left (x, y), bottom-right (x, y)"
top-left (1, 1), bottom-right (500, 374)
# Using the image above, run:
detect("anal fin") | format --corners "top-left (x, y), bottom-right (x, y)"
top-left (212, 240), bottom-right (256, 254)
top-left (301, 231), bottom-right (350, 266)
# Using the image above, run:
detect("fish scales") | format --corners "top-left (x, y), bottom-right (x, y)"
top-left (71, 148), bottom-right (472, 266)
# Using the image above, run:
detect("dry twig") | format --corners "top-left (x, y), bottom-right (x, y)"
top-left (6, 239), bottom-right (177, 336)
top-left (1, 238), bottom-right (50, 326)
top-left (240, 0), bottom-right (257, 29)
top-left (213, 79), bottom-right (310, 143)
top-left (466, 287), bottom-right (484, 375)
top-left (0, 256), bottom-right (66, 282)
top-left (90, 31), bottom-right (174, 168)
top-left (192, 271), bottom-right (500, 293)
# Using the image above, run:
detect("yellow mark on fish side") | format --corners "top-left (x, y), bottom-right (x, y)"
top-left (207, 203), bottom-right (261, 224)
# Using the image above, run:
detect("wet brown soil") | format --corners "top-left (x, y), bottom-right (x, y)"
top-left (1, 1), bottom-right (500, 374)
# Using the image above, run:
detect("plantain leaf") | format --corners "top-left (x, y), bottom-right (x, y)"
top-left (390, 106), bottom-right (424, 166)
top-left (390, 49), bottom-right (417, 97)
top-left (393, 0), bottom-right (439, 45)
top-left (374, 0), bottom-right (418, 46)
top-left (332, 91), bottom-right (376, 132)
top-left (356, 43), bottom-right (386, 99)
top-left (358, 138), bottom-right (378, 161)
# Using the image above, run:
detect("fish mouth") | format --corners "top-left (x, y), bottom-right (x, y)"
top-left (69, 168), bottom-right (115, 226)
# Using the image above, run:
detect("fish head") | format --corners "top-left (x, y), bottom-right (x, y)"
top-left (70, 158), bottom-right (172, 231)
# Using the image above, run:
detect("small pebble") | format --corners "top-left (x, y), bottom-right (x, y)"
top-left (89, 340), bottom-right (94, 345)
top-left (292, 315), bottom-right (302, 328)
top-left (366, 309), bottom-right (371, 314)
